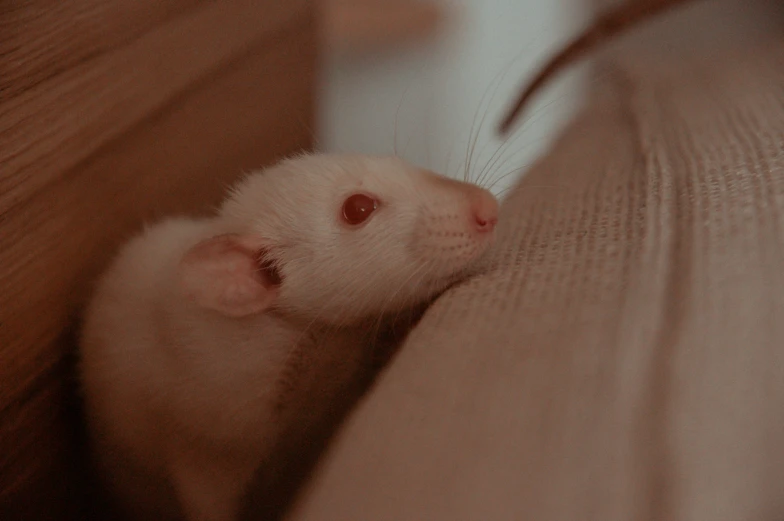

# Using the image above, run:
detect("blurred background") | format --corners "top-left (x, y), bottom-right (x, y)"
top-left (319, 0), bottom-right (784, 196)
top-left (320, 0), bottom-right (590, 197)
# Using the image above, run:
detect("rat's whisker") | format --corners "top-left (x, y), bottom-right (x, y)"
top-left (462, 95), bottom-right (485, 184)
top-left (494, 181), bottom-right (575, 200)
top-left (475, 95), bottom-right (548, 189)
top-left (462, 66), bottom-right (511, 185)
top-left (467, 47), bottom-right (545, 187)
top-left (368, 262), bottom-right (431, 341)
top-left (374, 265), bottom-right (435, 352)
top-left (310, 259), bottom-right (426, 349)
top-left (461, 54), bottom-right (520, 184)
top-left (443, 135), bottom-right (459, 179)
top-left (473, 95), bottom-right (542, 189)
top-left (302, 251), bottom-right (411, 333)
top-left (462, 42), bottom-right (539, 186)
top-left (477, 64), bottom-right (605, 189)
top-left (481, 133), bottom-right (556, 190)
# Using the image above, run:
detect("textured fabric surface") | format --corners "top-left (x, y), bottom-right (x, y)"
top-left (286, 39), bottom-right (784, 520)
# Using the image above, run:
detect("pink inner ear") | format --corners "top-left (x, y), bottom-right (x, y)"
top-left (179, 234), bottom-right (279, 318)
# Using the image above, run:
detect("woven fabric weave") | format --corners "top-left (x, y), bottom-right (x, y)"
top-left (287, 39), bottom-right (784, 521)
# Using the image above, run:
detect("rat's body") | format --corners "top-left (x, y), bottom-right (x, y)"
top-left (78, 154), bottom-right (498, 521)
top-left (81, 218), bottom-right (324, 521)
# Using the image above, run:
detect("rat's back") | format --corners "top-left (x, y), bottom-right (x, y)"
top-left (79, 217), bottom-right (215, 517)
top-left (80, 217), bottom-right (213, 416)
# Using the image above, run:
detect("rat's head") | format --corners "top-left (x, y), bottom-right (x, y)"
top-left (177, 154), bottom-right (498, 324)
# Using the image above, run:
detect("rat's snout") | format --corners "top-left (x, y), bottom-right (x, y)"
top-left (469, 189), bottom-right (499, 234)
top-left (411, 176), bottom-right (498, 280)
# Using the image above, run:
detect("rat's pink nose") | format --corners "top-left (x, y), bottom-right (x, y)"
top-left (470, 190), bottom-right (499, 233)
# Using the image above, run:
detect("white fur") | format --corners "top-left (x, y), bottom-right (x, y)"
top-left (78, 154), bottom-right (498, 521)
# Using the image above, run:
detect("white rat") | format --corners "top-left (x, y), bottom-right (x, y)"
top-left (78, 153), bottom-right (498, 521)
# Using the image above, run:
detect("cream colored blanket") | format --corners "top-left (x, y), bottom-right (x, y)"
top-left (286, 39), bottom-right (784, 521)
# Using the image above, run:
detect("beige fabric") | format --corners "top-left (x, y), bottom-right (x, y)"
top-left (286, 40), bottom-right (784, 520)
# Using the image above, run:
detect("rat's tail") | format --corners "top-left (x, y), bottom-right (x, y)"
top-left (497, 0), bottom-right (700, 136)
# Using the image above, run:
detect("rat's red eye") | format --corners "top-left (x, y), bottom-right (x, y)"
top-left (341, 193), bottom-right (378, 226)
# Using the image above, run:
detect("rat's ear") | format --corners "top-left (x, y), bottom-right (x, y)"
top-left (178, 234), bottom-right (280, 317)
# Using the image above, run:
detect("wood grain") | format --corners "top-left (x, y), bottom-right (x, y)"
top-left (0, 1), bottom-right (317, 518)
top-left (0, 0), bottom-right (206, 99)
top-left (0, 0), bottom-right (308, 216)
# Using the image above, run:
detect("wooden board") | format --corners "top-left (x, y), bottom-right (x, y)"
top-left (0, 1), bottom-right (318, 518)
top-left (324, 0), bottom-right (443, 54)
top-left (0, 0), bottom-right (206, 99)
